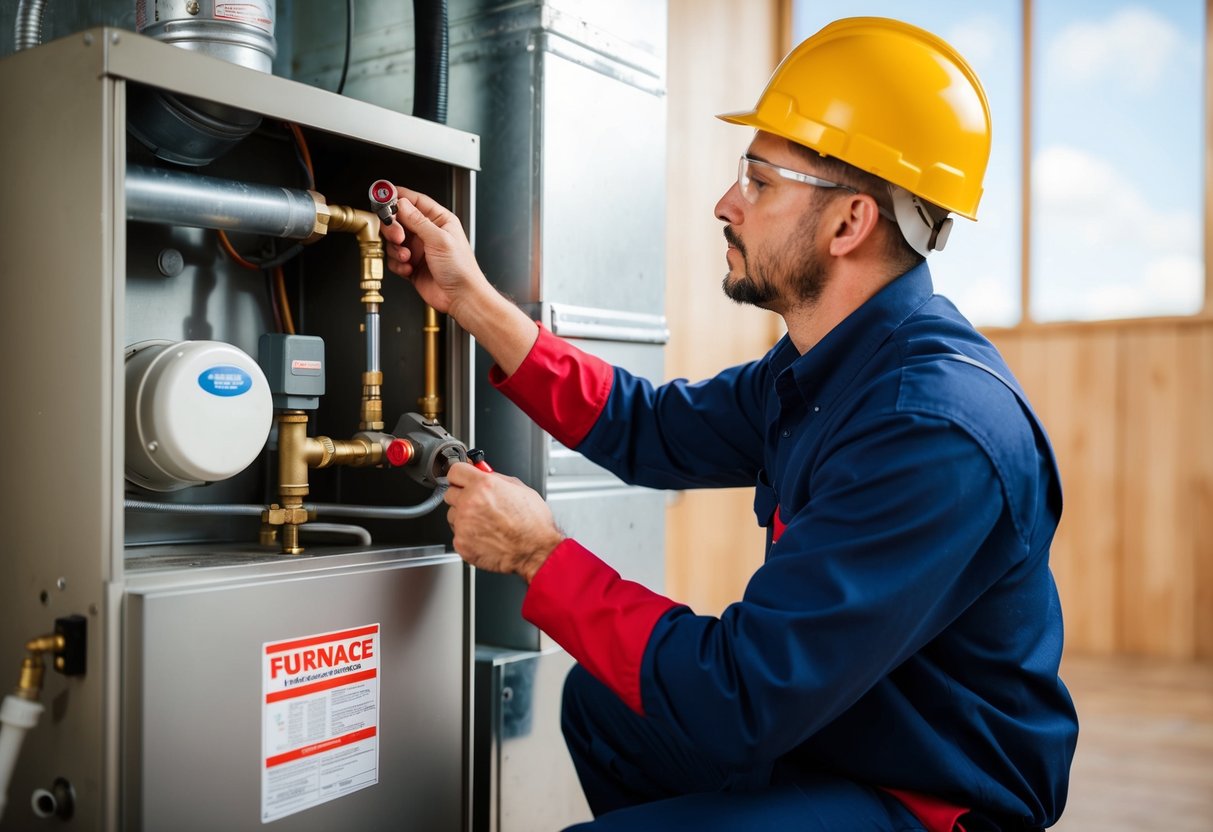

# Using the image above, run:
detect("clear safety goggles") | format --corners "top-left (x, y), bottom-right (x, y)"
top-left (737, 154), bottom-right (858, 204)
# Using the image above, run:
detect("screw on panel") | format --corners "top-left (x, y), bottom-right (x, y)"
top-left (82, 33), bottom-right (94, 46)
top-left (56, 577), bottom-right (66, 591)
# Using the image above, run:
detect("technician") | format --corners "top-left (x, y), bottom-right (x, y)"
top-left (383, 17), bottom-right (1077, 832)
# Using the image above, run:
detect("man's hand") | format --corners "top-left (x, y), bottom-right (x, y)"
top-left (443, 462), bottom-right (565, 583)
top-left (380, 186), bottom-right (492, 317)
top-left (378, 184), bottom-right (539, 376)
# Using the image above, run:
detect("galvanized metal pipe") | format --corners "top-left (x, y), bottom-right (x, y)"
top-left (366, 312), bottom-right (381, 373)
top-left (126, 164), bottom-right (323, 239)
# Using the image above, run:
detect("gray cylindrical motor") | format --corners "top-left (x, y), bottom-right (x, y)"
top-left (129, 0), bottom-right (277, 166)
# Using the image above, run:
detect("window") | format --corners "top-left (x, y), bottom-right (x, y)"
top-left (792, 0), bottom-right (1207, 326)
top-left (1032, 1), bottom-right (1205, 321)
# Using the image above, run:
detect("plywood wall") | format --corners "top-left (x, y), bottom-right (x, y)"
top-left (990, 321), bottom-right (1213, 660)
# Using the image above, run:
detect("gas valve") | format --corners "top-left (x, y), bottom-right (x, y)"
top-left (368, 179), bottom-right (398, 226)
top-left (388, 412), bottom-right (467, 488)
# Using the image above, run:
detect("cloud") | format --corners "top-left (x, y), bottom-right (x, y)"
top-left (1032, 145), bottom-right (1199, 254)
top-left (1045, 6), bottom-right (1196, 94)
top-left (1032, 145), bottom-right (1203, 319)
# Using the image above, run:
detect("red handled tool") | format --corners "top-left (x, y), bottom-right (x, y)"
top-left (467, 449), bottom-right (493, 473)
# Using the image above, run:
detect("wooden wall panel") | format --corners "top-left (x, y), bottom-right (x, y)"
top-left (991, 321), bottom-right (1213, 660)
top-left (1120, 330), bottom-right (1191, 657)
top-left (664, 0), bottom-right (783, 614)
top-left (1189, 327), bottom-right (1213, 658)
top-left (993, 329), bottom-right (1122, 654)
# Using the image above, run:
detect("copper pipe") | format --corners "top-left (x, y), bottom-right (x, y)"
top-left (419, 305), bottom-right (442, 421)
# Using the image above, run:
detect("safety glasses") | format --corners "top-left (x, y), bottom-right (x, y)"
top-left (737, 154), bottom-right (858, 204)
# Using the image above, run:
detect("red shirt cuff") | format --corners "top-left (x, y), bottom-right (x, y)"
top-left (522, 539), bottom-right (680, 714)
top-left (489, 324), bottom-right (614, 448)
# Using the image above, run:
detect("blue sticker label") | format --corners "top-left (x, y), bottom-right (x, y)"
top-left (199, 366), bottom-right (253, 397)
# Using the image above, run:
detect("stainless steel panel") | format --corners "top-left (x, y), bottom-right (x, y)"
top-left (124, 547), bottom-right (469, 831)
top-left (474, 647), bottom-right (590, 832)
top-left (538, 53), bottom-right (666, 313)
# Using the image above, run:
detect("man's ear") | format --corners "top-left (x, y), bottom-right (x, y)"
top-left (827, 193), bottom-right (882, 257)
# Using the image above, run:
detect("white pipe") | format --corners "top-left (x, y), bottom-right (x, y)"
top-left (0, 694), bottom-right (45, 823)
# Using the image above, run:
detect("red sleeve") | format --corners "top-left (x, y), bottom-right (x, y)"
top-left (882, 788), bottom-right (970, 832)
top-left (522, 539), bottom-right (680, 714)
top-left (488, 324), bottom-right (614, 448)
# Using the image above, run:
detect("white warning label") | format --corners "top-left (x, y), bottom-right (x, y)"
top-left (261, 624), bottom-right (380, 823)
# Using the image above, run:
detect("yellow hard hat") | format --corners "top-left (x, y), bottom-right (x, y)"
top-left (718, 17), bottom-right (991, 220)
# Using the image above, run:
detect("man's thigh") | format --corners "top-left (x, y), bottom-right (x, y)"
top-left (560, 665), bottom-right (923, 831)
top-left (562, 777), bottom-right (926, 832)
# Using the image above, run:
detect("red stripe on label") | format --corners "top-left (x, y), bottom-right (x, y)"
top-left (265, 668), bottom-right (378, 704)
top-left (265, 726), bottom-right (377, 769)
top-left (266, 624), bottom-right (379, 654)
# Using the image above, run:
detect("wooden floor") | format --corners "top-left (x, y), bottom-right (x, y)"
top-left (1051, 654), bottom-right (1213, 831)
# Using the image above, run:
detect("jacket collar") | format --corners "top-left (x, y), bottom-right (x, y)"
top-left (768, 261), bottom-right (936, 408)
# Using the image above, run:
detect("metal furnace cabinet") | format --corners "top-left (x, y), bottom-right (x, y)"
top-left (0, 29), bottom-right (478, 831)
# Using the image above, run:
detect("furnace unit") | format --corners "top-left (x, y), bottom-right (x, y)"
top-left (0, 25), bottom-right (478, 831)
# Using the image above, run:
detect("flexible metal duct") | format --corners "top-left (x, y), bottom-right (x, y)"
top-left (14, 0), bottom-right (48, 51)
top-left (412, 0), bottom-right (448, 123)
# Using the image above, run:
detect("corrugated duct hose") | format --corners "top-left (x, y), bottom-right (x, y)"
top-left (412, 0), bottom-right (449, 123)
top-left (14, 0), bottom-right (49, 51)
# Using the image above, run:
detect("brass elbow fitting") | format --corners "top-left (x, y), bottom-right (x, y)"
top-left (327, 205), bottom-right (384, 305)
top-left (16, 634), bottom-right (65, 701)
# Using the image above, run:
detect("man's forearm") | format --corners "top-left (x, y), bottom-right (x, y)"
top-left (450, 283), bottom-right (540, 377)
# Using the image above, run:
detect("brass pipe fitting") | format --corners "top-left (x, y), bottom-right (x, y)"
top-left (265, 411), bottom-right (321, 555)
top-left (419, 306), bottom-right (442, 421)
top-left (328, 205), bottom-right (387, 429)
top-left (265, 411), bottom-right (387, 554)
top-left (305, 192), bottom-right (332, 244)
top-left (361, 370), bottom-right (384, 431)
top-left (16, 634), bottom-right (64, 701)
top-left (327, 205), bottom-right (384, 305)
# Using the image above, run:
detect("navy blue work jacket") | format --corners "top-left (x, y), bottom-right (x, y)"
top-left (572, 262), bottom-right (1079, 826)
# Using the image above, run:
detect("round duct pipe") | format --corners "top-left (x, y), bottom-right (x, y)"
top-left (125, 163), bottom-right (326, 240)
top-left (128, 0), bottom-right (277, 166)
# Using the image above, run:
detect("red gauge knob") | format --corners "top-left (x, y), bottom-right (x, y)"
top-left (369, 179), bottom-right (398, 226)
top-left (386, 438), bottom-right (414, 467)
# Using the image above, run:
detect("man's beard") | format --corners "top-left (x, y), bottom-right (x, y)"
top-left (721, 223), bottom-right (828, 309)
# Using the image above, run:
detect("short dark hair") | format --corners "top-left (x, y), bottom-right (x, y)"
top-left (788, 143), bottom-right (924, 272)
